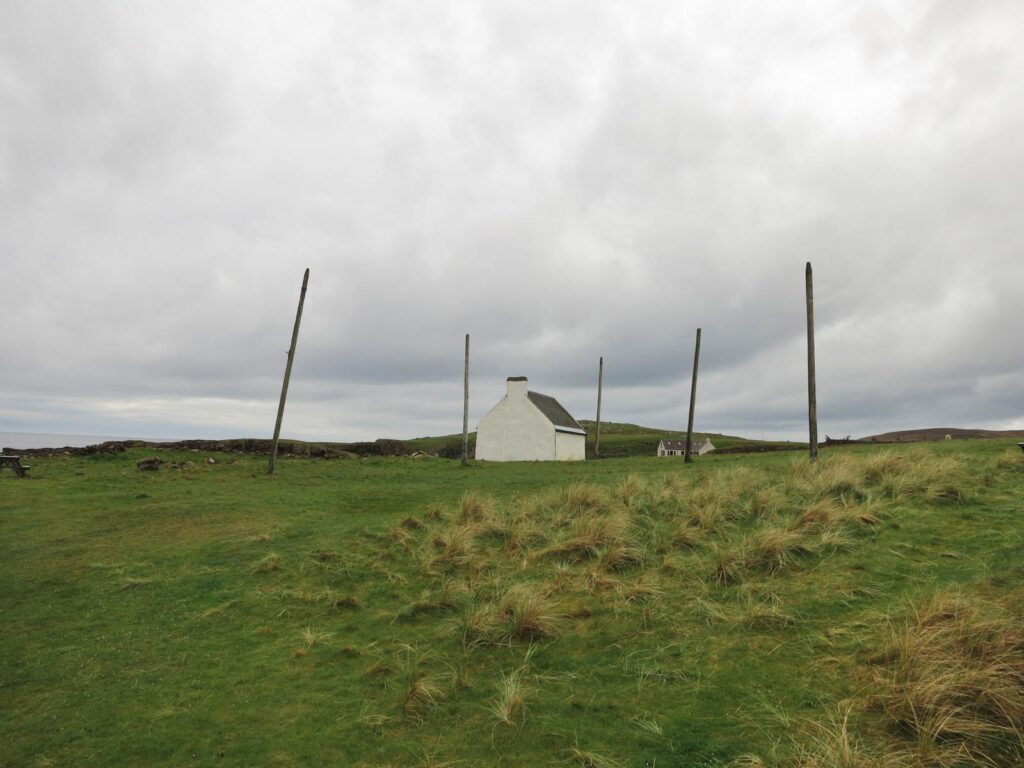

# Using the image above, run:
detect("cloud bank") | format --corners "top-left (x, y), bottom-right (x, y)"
top-left (2, 1), bottom-right (1022, 441)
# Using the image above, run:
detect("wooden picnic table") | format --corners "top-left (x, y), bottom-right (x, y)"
top-left (0, 454), bottom-right (30, 476)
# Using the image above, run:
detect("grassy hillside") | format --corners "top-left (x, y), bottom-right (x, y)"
top-left (861, 427), bottom-right (1024, 443)
top-left (2, 441), bottom-right (1023, 766)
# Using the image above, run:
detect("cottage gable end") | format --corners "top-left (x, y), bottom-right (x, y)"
top-left (475, 376), bottom-right (586, 462)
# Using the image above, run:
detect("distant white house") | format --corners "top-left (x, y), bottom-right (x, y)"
top-left (657, 438), bottom-right (715, 457)
top-left (475, 377), bottom-right (586, 461)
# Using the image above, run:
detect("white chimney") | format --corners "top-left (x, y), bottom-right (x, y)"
top-left (506, 376), bottom-right (528, 397)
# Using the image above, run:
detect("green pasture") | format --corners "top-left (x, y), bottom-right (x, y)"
top-left (2, 440), bottom-right (1022, 767)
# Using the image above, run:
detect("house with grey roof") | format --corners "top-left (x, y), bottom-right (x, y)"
top-left (475, 377), bottom-right (586, 461)
top-left (657, 438), bottom-right (715, 457)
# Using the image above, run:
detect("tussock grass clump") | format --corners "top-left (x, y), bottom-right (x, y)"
top-left (616, 474), bottom-right (645, 507)
top-left (301, 626), bottom-right (332, 648)
top-left (799, 498), bottom-right (843, 530)
top-left (426, 526), bottom-right (480, 573)
top-left (457, 601), bottom-right (502, 648)
top-left (487, 667), bottom-right (532, 728)
top-left (670, 522), bottom-right (704, 550)
top-left (689, 500), bottom-right (726, 531)
top-left (745, 525), bottom-right (815, 575)
top-left (459, 490), bottom-right (497, 522)
top-left (497, 584), bottom-right (564, 641)
top-left (598, 541), bottom-right (645, 572)
top-left (401, 670), bottom-right (448, 723)
top-left (863, 450), bottom-right (907, 484)
top-left (994, 449), bottom-right (1024, 471)
top-left (395, 589), bottom-right (459, 622)
top-left (708, 544), bottom-right (747, 586)
top-left (796, 707), bottom-right (913, 768)
top-left (456, 586), bottom-right (565, 647)
top-left (811, 455), bottom-right (868, 503)
top-left (873, 591), bottom-right (1024, 766)
top-left (118, 577), bottom-right (152, 590)
top-left (689, 478), bottom-right (743, 518)
top-left (539, 510), bottom-right (636, 563)
top-left (877, 456), bottom-right (968, 503)
top-left (332, 596), bottom-right (361, 610)
top-left (251, 553), bottom-right (282, 574)
top-left (748, 487), bottom-right (784, 519)
top-left (736, 594), bottom-right (796, 630)
top-left (564, 746), bottom-right (625, 768)
top-left (559, 482), bottom-right (610, 515)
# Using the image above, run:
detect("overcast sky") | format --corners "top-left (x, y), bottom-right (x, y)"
top-left (2, 0), bottom-right (1022, 443)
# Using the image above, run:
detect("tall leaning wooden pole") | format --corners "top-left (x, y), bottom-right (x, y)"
top-left (594, 356), bottom-right (604, 457)
top-left (462, 333), bottom-right (470, 466)
top-left (806, 262), bottom-right (818, 462)
top-left (268, 268), bottom-right (309, 476)
top-left (685, 328), bottom-right (702, 464)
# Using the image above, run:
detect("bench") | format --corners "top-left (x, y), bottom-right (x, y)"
top-left (0, 455), bottom-right (30, 477)
top-left (1019, 442), bottom-right (1024, 454)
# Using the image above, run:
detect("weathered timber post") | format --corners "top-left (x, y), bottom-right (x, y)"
top-left (462, 333), bottom-right (470, 466)
top-left (268, 268), bottom-right (309, 475)
top-left (685, 328), bottom-right (702, 464)
top-left (594, 356), bottom-right (604, 457)
top-left (806, 262), bottom-right (818, 462)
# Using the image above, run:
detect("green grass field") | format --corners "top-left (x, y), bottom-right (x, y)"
top-left (2, 441), bottom-right (1023, 767)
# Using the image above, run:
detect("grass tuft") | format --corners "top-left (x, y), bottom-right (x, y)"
top-left (251, 553), bottom-right (282, 574)
top-left (497, 584), bottom-right (564, 641)
top-left (487, 667), bottom-right (532, 727)
top-left (873, 590), bottom-right (1024, 765)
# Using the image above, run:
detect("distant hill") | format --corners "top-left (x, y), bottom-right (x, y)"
top-left (860, 427), bottom-right (1024, 443)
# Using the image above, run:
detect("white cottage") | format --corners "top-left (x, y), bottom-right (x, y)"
top-left (657, 438), bottom-right (715, 457)
top-left (475, 377), bottom-right (586, 461)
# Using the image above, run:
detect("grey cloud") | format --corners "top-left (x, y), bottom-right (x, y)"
top-left (2, 1), bottom-right (1021, 442)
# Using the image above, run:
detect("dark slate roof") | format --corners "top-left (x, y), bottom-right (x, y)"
top-left (661, 439), bottom-right (712, 450)
top-left (527, 391), bottom-right (585, 433)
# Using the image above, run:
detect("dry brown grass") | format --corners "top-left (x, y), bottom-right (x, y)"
top-left (795, 706), bottom-right (914, 768)
top-left (876, 456), bottom-right (968, 503)
top-left (709, 544), bottom-right (747, 586)
top-left (671, 522), bottom-right (704, 550)
top-left (497, 584), bottom-right (564, 641)
top-left (486, 667), bottom-right (532, 728)
top-left (564, 746), bottom-right (625, 767)
top-left (748, 487), bottom-right (784, 519)
top-left (598, 541), bottom-right (645, 572)
top-left (799, 498), bottom-right (843, 530)
top-left (873, 590), bottom-right (1024, 766)
top-left (458, 601), bottom-right (502, 648)
top-left (251, 553), bottom-right (282, 574)
top-left (615, 474), bottom-right (645, 507)
top-left (539, 510), bottom-right (635, 563)
top-left (425, 525), bottom-right (480, 573)
top-left (559, 482), bottom-right (610, 515)
top-left (401, 670), bottom-right (448, 723)
top-left (458, 490), bottom-right (497, 522)
top-left (745, 526), bottom-right (815, 575)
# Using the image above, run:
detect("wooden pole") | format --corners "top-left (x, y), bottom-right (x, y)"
top-left (806, 262), bottom-right (818, 462)
top-left (462, 333), bottom-right (470, 466)
top-left (685, 328), bottom-right (701, 464)
top-left (268, 268), bottom-right (309, 475)
top-left (594, 356), bottom-right (604, 457)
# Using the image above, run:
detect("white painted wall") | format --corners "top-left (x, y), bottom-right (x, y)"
top-left (476, 382), bottom-right (557, 461)
top-left (554, 430), bottom-right (586, 461)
